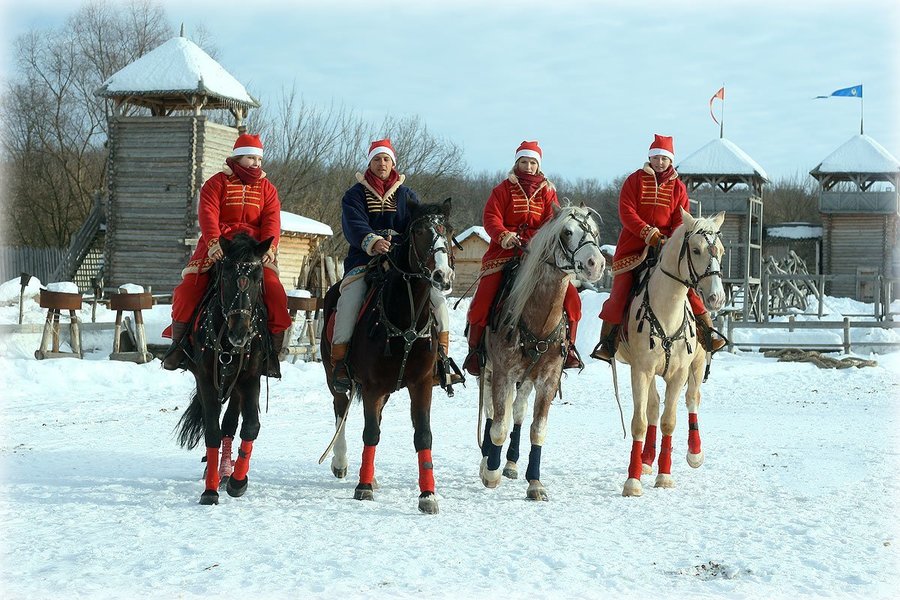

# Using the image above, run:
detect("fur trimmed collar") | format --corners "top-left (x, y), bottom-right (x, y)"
top-left (642, 162), bottom-right (679, 181)
top-left (356, 171), bottom-right (406, 200)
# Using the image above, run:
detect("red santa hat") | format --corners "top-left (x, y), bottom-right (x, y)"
top-left (367, 138), bottom-right (397, 165)
top-left (514, 140), bottom-right (542, 166)
top-left (648, 134), bottom-right (675, 160)
top-left (232, 133), bottom-right (264, 157)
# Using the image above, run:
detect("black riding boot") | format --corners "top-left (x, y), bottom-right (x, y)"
top-left (265, 331), bottom-right (285, 378)
top-left (590, 321), bottom-right (619, 364)
top-left (162, 321), bottom-right (189, 371)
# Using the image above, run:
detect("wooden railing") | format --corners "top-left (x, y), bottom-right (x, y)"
top-left (49, 197), bottom-right (105, 284)
top-left (722, 316), bottom-right (900, 354)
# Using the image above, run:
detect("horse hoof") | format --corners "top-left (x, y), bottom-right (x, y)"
top-left (654, 474), bottom-right (675, 488)
top-left (372, 477), bottom-right (380, 491)
top-left (226, 475), bottom-right (248, 497)
top-left (354, 484), bottom-right (374, 501)
top-left (418, 492), bottom-right (439, 514)
top-left (687, 451), bottom-right (704, 468)
top-left (622, 478), bottom-right (643, 497)
top-left (502, 461), bottom-right (518, 479)
top-left (479, 457), bottom-right (501, 488)
top-left (526, 481), bottom-right (548, 501)
top-left (642, 463), bottom-right (653, 475)
top-left (199, 489), bottom-right (219, 505)
top-left (331, 465), bottom-right (347, 479)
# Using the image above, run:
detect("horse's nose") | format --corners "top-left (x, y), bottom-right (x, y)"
top-left (432, 271), bottom-right (445, 285)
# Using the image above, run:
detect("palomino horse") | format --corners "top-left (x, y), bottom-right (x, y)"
top-left (615, 208), bottom-right (726, 497)
top-left (479, 204), bottom-right (605, 500)
top-left (175, 233), bottom-right (275, 505)
top-left (321, 199), bottom-right (455, 514)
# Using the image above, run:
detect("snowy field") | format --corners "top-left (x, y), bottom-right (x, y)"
top-left (1, 278), bottom-right (899, 599)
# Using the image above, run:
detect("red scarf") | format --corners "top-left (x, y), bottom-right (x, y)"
top-left (364, 168), bottom-right (400, 198)
top-left (226, 157), bottom-right (263, 185)
top-left (654, 165), bottom-right (675, 185)
top-left (515, 169), bottom-right (544, 198)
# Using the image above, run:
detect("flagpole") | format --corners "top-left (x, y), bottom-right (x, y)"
top-left (720, 82), bottom-right (725, 138)
top-left (860, 87), bottom-right (864, 135)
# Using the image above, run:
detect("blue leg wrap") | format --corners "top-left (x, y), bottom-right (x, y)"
top-left (506, 423), bottom-right (522, 463)
top-left (481, 418), bottom-right (493, 457)
top-left (525, 445), bottom-right (542, 482)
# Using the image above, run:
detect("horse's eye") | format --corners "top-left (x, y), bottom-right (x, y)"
top-left (692, 248), bottom-right (701, 255)
top-left (564, 230), bottom-right (572, 237)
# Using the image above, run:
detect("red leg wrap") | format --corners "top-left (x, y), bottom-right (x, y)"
top-left (359, 445), bottom-right (376, 485)
top-left (627, 440), bottom-right (644, 480)
top-left (641, 425), bottom-right (657, 467)
top-left (417, 449), bottom-right (435, 494)
top-left (231, 440), bottom-right (253, 481)
top-left (658, 434), bottom-right (673, 474)
top-left (219, 436), bottom-right (234, 480)
top-left (688, 413), bottom-right (701, 455)
top-left (205, 447), bottom-right (219, 491)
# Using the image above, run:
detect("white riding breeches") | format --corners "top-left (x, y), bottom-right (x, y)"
top-left (332, 276), bottom-right (449, 346)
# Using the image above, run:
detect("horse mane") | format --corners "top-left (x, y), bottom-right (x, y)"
top-left (503, 204), bottom-right (583, 328)
top-left (220, 232), bottom-right (261, 262)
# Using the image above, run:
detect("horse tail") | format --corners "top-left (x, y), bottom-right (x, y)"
top-left (175, 390), bottom-right (205, 450)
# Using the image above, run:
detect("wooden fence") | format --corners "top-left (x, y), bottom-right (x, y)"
top-left (0, 246), bottom-right (64, 284)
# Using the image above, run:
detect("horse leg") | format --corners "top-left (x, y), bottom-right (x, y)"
top-left (197, 379), bottom-right (223, 505)
top-left (504, 381), bottom-right (531, 479)
top-left (408, 380), bottom-right (438, 514)
top-left (355, 391), bottom-right (386, 501)
top-left (623, 370), bottom-right (651, 497)
top-left (218, 396), bottom-right (241, 485)
top-left (524, 379), bottom-right (553, 501)
top-left (480, 368), bottom-right (512, 488)
top-left (641, 384), bottom-right (660, 475)
top-left (331, 392), bottom-right (351, 478)
top-left (685, 365), bottom-right (704, 468)
top-left (227, 378), bottom-right (261, 498)
top-left (654, 379), bottom-right (681, 489)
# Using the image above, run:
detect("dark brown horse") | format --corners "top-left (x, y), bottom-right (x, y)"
top-left (175, 233), bottom-right (274, 505)
top-left (320, 199), bottom-right (455, 514)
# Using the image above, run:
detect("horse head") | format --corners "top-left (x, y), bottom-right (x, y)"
top-left (217, 234), bottom-right (272, 348)
top-left (404, 197), bottom-right (455, 293)
top-left (550, 201), bottom-right (605, 283)
top-left (674, 208), bottom-right (726, 312)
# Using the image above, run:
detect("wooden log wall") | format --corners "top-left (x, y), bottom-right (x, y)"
top-left (823, 213), bottom-right (897, 299)
top-left (277, 235), bottom-right (323, 290)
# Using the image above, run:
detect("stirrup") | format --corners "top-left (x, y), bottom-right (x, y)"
top-left (563, 345), bottom-right (584, 371)
top-left (332, 362), bottom-right (351, 394)
top-left (462, 348), bottom-right (483, 377)
top-left (589, 340), bottom-right (615, 364)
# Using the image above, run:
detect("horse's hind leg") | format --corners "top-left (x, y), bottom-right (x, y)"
top-left (355, 391), bottom-right (387, 501)
top-left (197, 380), bottom-right (223, 505)
top-left (642, 383), bottom-right (660, 475)
top-left (227, 378), bottom-right (261, 498)
top-left (408, 380), bottom-right (438, 514)
top-left (331, 392), bottom-right (351, 478)
top-left (504, 381), bottom-right (531, 479)
top-left (685, 361), bottom-right (705, 468)
top-left (481, 368), bottom-right (513, 488)
top-left (524, 378), bottom-right (553, 501)
top-left (218, 397), bottom-right (241, 485)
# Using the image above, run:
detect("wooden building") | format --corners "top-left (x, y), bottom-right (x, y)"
top-left (763, 223), bottom-right (823, 274)
top-left (93, 35), bottom-right (260, 294)
top-left (810, 134), bottom-right (900, 301)
top-left (678, 137), bottom-right (768, 320)
top-left (452, 226), bottom-right (490, 297)
top-left (277, 211), bottom-right (333, 290)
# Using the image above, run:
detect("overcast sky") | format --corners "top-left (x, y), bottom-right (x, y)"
top-left (2, 0), bottom-right (898, 183)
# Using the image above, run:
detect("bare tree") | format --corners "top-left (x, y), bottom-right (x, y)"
top-left (763, 174), bottom-right (820, 225)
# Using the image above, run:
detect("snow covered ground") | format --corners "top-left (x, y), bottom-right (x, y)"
top-left (1, 279), bottom-right (899, 599)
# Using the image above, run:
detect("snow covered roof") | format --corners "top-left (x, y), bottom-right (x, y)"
top-left (280, 211), bottom-right (333, 237)
top-left (457, 226), bottom-right (490, 244)
top-left (677, 138), bottom-right (769, 181)
top-left (95, 37), bottom-right (259, 109)
top-left (810, 134), bottom-right (900, 175)
top-left (765, 223), bottom-right (823, 239)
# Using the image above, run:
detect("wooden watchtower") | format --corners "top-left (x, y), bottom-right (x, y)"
top-left (95, 35), bottom-right (259, 294)
top-left (810, 134), bottom-right (900, 302)
top-left (678, 138), bottom-right (768, 321)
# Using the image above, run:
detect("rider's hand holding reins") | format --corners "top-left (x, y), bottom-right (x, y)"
top-left (373, 235), bottom-right (392, 255)
top-left (645, 227), bottom-right (667, 248)
top-left (500, 231), bottom-right (521, 250)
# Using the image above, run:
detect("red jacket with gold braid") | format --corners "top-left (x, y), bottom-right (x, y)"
top-left (611, 163), bottom-right (689, 275)
top-left (480, 171), bottom-right (558, 275)
top-left (183, 166), bottom-right (282, 277)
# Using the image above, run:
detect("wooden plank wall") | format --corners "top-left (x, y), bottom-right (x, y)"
top-left (823, 214), bottom-right (893, 299)
top-left (720, 215), bottom-right (746, 280)
top-left (277, 235), bottom-right (321, 290)
top-left (105, 116), bottom-right (237, 294)
top-left (451, 238), bottom-right (488, 297)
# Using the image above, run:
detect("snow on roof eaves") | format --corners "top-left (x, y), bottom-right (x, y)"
top-left (677, 138), bottom-right (769, 181)
top-left (280, 211), bottom-right (333, 236)
top-left (811, 134), bottom-right (900, 174)
top-left (457, 226), bottom-right (490, 244)
top-left (96, 37), bottom-right (258, 107)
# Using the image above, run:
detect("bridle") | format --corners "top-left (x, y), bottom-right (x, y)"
top-left (661, 227), bottom-right (723, 290)
top-left (405, 213), bottom-right (455, 287)
top-left (553, 209), bottom-right (602, 276)
top-left (217, 258), bottom-right (264, 327)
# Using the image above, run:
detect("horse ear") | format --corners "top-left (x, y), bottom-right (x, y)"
top-left (711, 211), bottom-right (726, 229)
top-left (680, 206), bottom-right (694, 227)
top-left (552, 202), bottom-right (562, 218)
top-left (579, 200), bottom-right (586, 209)
top-left (442, 197), bottom-right (452, 217)
top-left (257, 236), bottom-right (274, 257)
top-left (220, 236), bottom-right (232, 253)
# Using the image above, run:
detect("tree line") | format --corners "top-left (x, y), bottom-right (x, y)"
top-left (1, 0), bottom-right (819, 258)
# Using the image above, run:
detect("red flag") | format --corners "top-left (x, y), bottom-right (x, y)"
top-left (709, 87), bottom-right (725, 125)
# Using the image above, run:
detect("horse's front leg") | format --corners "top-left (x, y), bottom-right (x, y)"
top-left (197, 377), bottom-right (224, 505)
top-left (503, 380), bottom-right (532, 480)
top-left (654, 374), bottom-right (686, 489)
top-left (330, 392), bottom-right (351, 479)
top-left (227, 377), bottom-right (261, 498)
top-left (480, 368), bottom-right (513, 488)
top-left (624, 370), bottom-right (652, 497)
top-left (524, 375), bottom-right (554, 501)
top-left (218, 395), bottom-right (241, 485)
top-left (685, 363), bottom-right (704, 468)
top-left (408, 379), bottom-right (438, 514)
top-left (355, 391), bottom-right (387, 501)
top-left (641, 383), bottom-right (660, 475)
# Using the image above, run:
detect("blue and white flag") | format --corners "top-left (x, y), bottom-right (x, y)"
top-left (816, 84), bottom-right (862, 99)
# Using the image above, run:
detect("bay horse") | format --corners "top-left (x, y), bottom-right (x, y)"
top-left (321, 199), bottom-right (455, 514)
top-left (615, 208), bottom-right (726, 497)
top-left (175, 233), bottom-right (274, 505)
top-left (479, 203), bottom-right (605, 500)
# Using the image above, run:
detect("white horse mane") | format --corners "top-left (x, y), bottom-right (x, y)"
top-left (503, 205), bottom-right (588, 328)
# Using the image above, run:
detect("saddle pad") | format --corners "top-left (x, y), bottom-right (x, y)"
top-left (324, 284), bottom-right (379, 345)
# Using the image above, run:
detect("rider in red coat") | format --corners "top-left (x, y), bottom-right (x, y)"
top-left (463, 140), bottom-right (582, 375)
top-left (162, 133), bottom-right (292, 376)
top-left (591, 134), bottom-right (724, 362)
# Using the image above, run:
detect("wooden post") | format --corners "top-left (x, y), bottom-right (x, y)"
top-left (788, 315), bottom-right (795, 333)
top-left (842, 317), bottom-right (850, 354)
